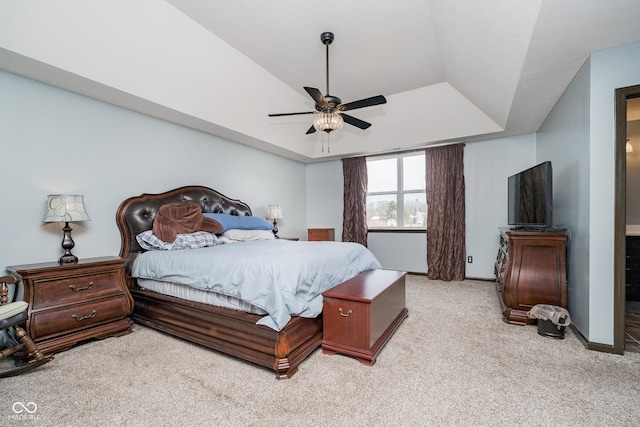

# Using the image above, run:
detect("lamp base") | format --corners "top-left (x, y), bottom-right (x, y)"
top-left (59, 253), bottom-right (78, 264)
top-left (272, 219), bottom-right (280, 239)
top-left (59, 222), bottom-right (79, 264)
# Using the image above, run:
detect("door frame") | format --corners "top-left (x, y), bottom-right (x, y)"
top-left (614, 84), bottom-right (640, 354)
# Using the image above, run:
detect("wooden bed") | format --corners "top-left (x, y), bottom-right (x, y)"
top-left (116, 185), bottom-right (323, 379)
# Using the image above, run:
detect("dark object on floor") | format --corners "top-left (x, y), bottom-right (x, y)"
top-left (527, 304), bottom-right (571, 340)
top-left (537, 319), bottom-right (567, 339)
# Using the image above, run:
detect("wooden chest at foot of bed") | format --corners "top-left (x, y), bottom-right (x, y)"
top-left (322, 269), bottom-right (408, 366)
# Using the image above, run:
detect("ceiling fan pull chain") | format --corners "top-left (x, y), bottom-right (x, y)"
top-left (323, 133), bottom-right (330, 153)
top-left (320, 132), bottom-right (330, 153)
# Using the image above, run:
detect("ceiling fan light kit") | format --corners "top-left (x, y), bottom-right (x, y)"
top-left (313, 112), bottom-right (344, 133)
top-left (269, 31), bottom-right (386, 136)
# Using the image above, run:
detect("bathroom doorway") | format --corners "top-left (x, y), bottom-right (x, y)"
top-left (615, 86), bottom-right (640, 353)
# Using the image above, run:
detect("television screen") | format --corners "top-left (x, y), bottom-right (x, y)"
top-left (508, 161), bottom-right (552, 228)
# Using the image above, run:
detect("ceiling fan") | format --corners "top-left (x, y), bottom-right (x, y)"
top-left (268, 31), bottom-right (387, 135)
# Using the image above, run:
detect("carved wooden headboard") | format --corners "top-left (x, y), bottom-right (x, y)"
top-left (115, 185), bottom-right (252, 279)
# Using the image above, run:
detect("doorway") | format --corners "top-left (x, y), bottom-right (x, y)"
top-left (614, 85), bottom-right (640, 354)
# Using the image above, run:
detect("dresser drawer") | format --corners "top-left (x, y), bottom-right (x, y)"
top-left (30, 294), bottom-right (132, 341)
top-left (308, 228), bottom-right (335, 241)
top-left (31, 270), bottom-right (123, 309)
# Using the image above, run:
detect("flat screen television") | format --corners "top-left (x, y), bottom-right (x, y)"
top-left (507, 161), bottom-right (553, 229)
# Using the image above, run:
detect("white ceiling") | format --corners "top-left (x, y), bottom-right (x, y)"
top-left (1, 1), bottom-right (640, 163)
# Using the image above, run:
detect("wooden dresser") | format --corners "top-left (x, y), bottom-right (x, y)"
top-left (322, 269), bottom-right (408, 365)
top-left (494, 228), bottom-right (567, 325)
top-left (7, 256), bottom-right (134, 355)
top-left (308, 228), bottom-right (335, 241)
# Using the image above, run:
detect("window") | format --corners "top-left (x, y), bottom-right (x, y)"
top-left (366, 152), bottom-right (426, 229)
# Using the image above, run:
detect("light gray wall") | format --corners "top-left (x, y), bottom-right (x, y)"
top-left (536, 40), bottom-right (640, 346)
top-left (367, 232), bottom-right (427, 273)
top-left (464, 135), bottom-right (537, 278)
top-left (1, 69), bottom-right (307, 270)
top-left (305, 161), bottom-right (344, 240)
top-left (587, 40), bottom-right (640, 344)
top-left (537, 57), bottom-right (592, 338)
top-left (306, 135), bottom-right (537, 277)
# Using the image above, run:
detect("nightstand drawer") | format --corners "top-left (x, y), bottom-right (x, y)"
top-left (30, 295), bottom-right (132, 341)
top-left (32, 270), bottom-right (122, 309)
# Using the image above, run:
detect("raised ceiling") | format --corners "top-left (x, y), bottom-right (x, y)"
top-left (1, 1), bottom-right (640, 163)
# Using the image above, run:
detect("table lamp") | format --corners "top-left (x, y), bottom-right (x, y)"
top-left (43, 194), bottom-right (90, 264)
top-left (266, 205), bottom-right (283, 238)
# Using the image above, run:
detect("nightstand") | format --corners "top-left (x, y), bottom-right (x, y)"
top-left (7, 256), bottom-right (134, 356)
top-left (308, 228), bottom-right (335, 241)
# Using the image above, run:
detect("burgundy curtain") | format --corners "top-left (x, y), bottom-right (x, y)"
top-left (425, 144), bottom-right (466, 281)
top-left (342, 157), bottom-right (368, 246)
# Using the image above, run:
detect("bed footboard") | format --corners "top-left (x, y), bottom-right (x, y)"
top-left (130, 287), bottom-right (323, 379)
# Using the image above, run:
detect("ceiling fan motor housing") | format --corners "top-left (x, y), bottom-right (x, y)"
top-left (317, 95), bottom-right (342, 112)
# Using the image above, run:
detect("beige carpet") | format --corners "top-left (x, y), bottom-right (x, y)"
top-left (2, 275), bottom-right (639, 426)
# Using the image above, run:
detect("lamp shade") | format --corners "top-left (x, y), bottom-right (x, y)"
top-left (266, 205), bottom-right (283, 220)
top-left (43, 194), bottom-right (91, 223)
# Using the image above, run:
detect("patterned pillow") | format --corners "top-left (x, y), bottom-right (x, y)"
top-left (136, 230), bottom-right (218, 250)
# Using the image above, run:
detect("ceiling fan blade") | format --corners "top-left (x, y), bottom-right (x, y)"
top-left (305, 125), bottom-right (317, 135)
top-left (341, 113), bottom-right (371, 130)
top-left (339, 95), bottom-right (387, 111)
top-left (268, 111), bottom-right (315, 117)
top-left (304, 87), bottom-right (329, 109)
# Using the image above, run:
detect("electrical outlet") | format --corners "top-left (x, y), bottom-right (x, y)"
top-left (467, 256), bottom-right (473, 263)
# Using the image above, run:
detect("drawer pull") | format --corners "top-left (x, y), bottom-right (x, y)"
top-left (339, 308), bottom-right (352, 317)
top-left (69, 281), bottom-right (94, 292)
top-left (72, 310), bottom-right (97, 321)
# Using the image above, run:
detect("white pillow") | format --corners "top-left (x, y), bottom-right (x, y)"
top-left (222, 229), bottom-right (276, 242)
top-left (136, 230), bottom-right (218, 250)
